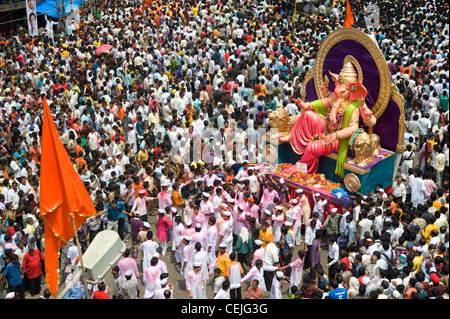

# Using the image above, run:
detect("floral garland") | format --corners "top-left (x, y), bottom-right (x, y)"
top-left (275, 163), bottom-right (342, 193)
top-left (325, 100), bottom-right (349, 132)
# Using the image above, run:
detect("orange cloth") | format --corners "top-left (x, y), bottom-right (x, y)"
top-left (39, 98), bottom-right (96, 297)
top-left (171, 190), bottom-right (184, 207)
top-left (75, 144), bottom-right (83, 157)
top-left (343, 0), bottom-right (354, 28)
top-left (132, 182), bottom-right (144, 198)
top-left (117, 107), bottom-right (125, 120)
top-left (75, 156), bottom-right (87, 169)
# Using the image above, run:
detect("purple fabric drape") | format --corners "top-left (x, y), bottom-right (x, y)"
top-left (303, 39), bottom-right (400, 151)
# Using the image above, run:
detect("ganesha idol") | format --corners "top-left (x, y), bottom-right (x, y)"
top-left (278, 57), bottom-right (377, 178)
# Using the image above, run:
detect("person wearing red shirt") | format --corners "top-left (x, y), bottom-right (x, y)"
top-left (221, 79), bottom-right (232, 97)
top-left (92, 282), bottom-right (110, 299)
top-left (21, 244), bottom-right (44, 299)
top-left (339, 252), bottom-right (350, 271)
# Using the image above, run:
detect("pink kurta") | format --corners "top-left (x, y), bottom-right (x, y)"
top-left (118, 257), bottom-right (140, 281)
top-left (288, 256), bottom-right (304, 288)
top-left (192, 211), bottom-right (206, 230)
top-left (260, 189), bottom-right (278, 211)
top-left (185, 270), bottom-right (206, 299)
top-left (157, 215), bottom-right (173, 242)
top-left (143, 266), bottom-right (161, 298)
top-left (158, 191), bottom-right (172, 210)
top-left (238, 212), bottom-right (251, 232)
top-left (182, 243), bottom-right (195, 278)
top-left (191, 231), bottom-right (207, 250)
top-left (423, 179), bottom-right (436, 201)
top-left (183, 228), bottom-right (196, 237)
top-left (251, 247), bottom-right (265, 267)
top-left (249, 204), bottom-right (260, 220)
top-left (272, 213), bottom-right (285, 242)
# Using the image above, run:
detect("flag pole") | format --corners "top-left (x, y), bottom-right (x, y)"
top-left (70, 213), bottom-right (90, 299)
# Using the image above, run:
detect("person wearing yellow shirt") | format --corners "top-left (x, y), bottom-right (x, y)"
top-left (421, 216), bottom-right (439, 244)
top-left (258, 221), bottom-right (273, 249)
top-left (171, 184), bottom-right (185, 216)
top-left (259, 80), bottom-right (268, 97)
top-left (190, 3), bottom-right (200, 18)
top-left (412, 246), bottom-right (424, 272)
top-left (216, 244), bottom-right (231, 276)
top-left (137, 146), bottom-right (149, 168)
top-left (25, 217), bottom-right (36, 236)
top-left (431, 192), bottom-right (442, 211)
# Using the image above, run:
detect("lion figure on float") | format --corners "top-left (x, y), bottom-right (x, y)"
top-left (348, 128), bottom-right (381, 167)
top-left (268, 108), bottom-right (291, 137)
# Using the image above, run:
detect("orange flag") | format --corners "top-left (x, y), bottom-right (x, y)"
top-left (343, 0), bottom-right (354, 28)
top-left (39, 97), bottom-right (96, 297)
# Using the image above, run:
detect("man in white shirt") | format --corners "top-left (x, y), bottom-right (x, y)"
top-left (390, 220), bottom-right (404, 246)
top-left (202, 168), bottom-right (219, 187)
top-left (417, 113), bottom-right (431, 147)
top-left (392, 176), bottom-right (407, 203)
top-left (263, 241), bottom-right (282, 292)
top-left (357, 211), bottom-right (373, 240)
top-left (213, 279), bottom-right (231, 299)
top-left (326, 235), bottom-right (340, 280)
top-left (373, 209), bottom-right (384, 234)
top-left (6, 182), bottom-right (20, 210)
top-left (410, 169), bottom-right (426, 208)
top-left (352, 198), bottom-right (362, 223)
top-left (67, 244), bottom-right (79, 266)
top-left (226, 252), bottom-right (244, 299)
top-left (247, 169), bottom-right (260, 197)
top-left (339, 205), bottom-right (352, 238)
top-left (213, 268), bottom-right (225, 298)
top-left (199, 192), bottom-right (215, 223)
top-left (286, 100), bottom-right (300, 116)
top-left (218, 210), bottom-right (234, 254)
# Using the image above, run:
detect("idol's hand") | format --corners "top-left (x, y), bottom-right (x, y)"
top-left (329, 106), bottom-right (337, 124)
top-left (295, 98), bottom-right (310, 110)
top-left (359, 104), bottom-right (373, 121)
top-left (324, 132), bottom-right (337, 145)
top-left (320, 75), bottom-right (330, 96)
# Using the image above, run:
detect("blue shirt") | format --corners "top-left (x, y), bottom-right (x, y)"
top-left (317, 277), bottom-right (328, 291)
top-left (65, 283), bottom-right (85, 299)
top-left (282, 232), bottom-right (294, 256)
top-left (106, 203), bottom-right (125, 221)
top-left (117, 201), bottom-right (128, 220)
top-left (2, 261), bottom-right (22, 286)
top-left (347, 221), bottom-right (357, 245)
top-left (328, 288), bottom-right (348, 299)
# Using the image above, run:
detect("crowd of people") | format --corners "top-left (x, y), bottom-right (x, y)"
top-left (0, 0), bottom-right (448, 300)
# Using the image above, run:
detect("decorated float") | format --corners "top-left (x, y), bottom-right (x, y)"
top-left (264, 27), bottom-right (406, 208)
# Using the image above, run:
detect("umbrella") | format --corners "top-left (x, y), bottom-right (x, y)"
top-left (65, 4), bottom-right (79, 15)
top-left (95, 44), bottom-right (112, 54)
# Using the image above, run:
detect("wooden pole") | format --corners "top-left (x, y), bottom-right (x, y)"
top-left (55, 0), bottom-right (63, 33)
top-left (70, 213), bottom-right (90, 299)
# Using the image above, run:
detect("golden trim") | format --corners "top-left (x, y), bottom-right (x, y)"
top-left (313, 28), bottom-right (392, 120)
top-left (324, 151), bottom-right (371, 175)
top-left (343, 55), bottom-right (363, 84)
top-left (390, 83), bottom-right (406, 153)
